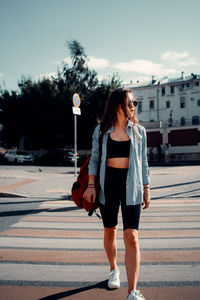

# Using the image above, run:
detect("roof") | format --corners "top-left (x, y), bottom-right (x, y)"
top-left (124, 73), bottom-right (200, 89)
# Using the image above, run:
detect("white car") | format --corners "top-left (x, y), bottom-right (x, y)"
top-left (4, 150), bottom-right (34, 164)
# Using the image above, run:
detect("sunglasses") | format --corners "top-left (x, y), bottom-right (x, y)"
top-left (128, 100), bottom-right (137, 107)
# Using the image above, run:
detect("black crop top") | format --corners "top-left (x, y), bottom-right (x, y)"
top-left (107, 134), bottom-right (130, 158)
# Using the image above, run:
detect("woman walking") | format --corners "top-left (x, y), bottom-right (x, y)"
top-left (83, 88), bottom-right (150, 300)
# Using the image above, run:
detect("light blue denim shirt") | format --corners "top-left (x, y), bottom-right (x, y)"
top-left (88, 120), bottom-right (150, 206)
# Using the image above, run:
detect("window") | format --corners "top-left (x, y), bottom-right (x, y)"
top-left (197, 99), bottom-right (200, 106)
top-left (138, 101), bottom-right (142, 113)
top-left (180, 117), bottom-right (185, 126)
top-left (149, 100), bottom-right (154, 109)
top-left (192, 116), bottom-right (199, 125)
top-left (195, 81), bottom-right (199, 86)
top-left (166, 101), bottom-right (170, 108)
top-left (186, 82), bottom-right (190, 88)
top-left (180, 97), bottom-right (185, 108)
top-left (170, 86), bottom-right (175, 94)
top-left (162, 87), bottom-right (165, 95)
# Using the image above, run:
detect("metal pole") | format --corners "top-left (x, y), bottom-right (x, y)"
top-left (157, 88), bottom-right (160, 122)
top-left (74, 114), bottom-right (77, 177)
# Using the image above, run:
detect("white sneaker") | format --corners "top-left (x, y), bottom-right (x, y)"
top-left (108, 268), bottom-right (120, 289)
top-left (127, 290), bottom-right (145, 300)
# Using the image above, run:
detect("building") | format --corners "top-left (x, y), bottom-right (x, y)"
top-left (127, 73), bottom-right (200, 163)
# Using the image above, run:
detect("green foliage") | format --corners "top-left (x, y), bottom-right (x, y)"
top-left (62, 40), bottom-right (98, 100)
top-left (0, 40), bottom-right (121, 150)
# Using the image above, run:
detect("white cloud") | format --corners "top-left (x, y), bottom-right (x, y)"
top-left (161, 50), bottom-right (200, 67)
top-left (53, 57), bottom-right (72, 66)
top-left (96, 74), bottom-right (106, 81)
top-left (113, 59), bottom-right (176, 77)
top-left (0, 72), bottom-right (4, 77)
top-left (161, 51), bottom-right (189, 62)
top-left (54, 56), bottom-right (110, 69)
top-left (50, 50), bottom-right (199, 85)
top-left (36, 72), bottom-right (57, 80)
top-left (87, 56), bottom-right (110, 69)
top-left (62, 57), bottom-right (72, 65)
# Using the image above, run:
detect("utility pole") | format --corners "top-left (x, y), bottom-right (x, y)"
top-left (157, 88), bottom-right (160, 122)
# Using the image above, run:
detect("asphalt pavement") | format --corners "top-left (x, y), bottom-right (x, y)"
top-left (0, 164), bottom-right (200, 299)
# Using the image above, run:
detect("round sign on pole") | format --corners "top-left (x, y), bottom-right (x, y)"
top-left (73, 93), bottom-right (81, 108)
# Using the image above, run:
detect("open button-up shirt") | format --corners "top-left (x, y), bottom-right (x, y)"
top-left (88, 120), bottom-right (150, 206)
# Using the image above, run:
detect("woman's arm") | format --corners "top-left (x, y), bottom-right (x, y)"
top-left (84, 125), bottom-right (101, 203)
top-left (88, 125), bottom-right (101, 176)
top-left (142, 128), bottom-right (150, 185)
top-left (141, 128), bottom-right (150, 209)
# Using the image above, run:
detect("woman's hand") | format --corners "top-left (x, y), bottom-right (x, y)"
top-left (83, 187), bottom-right (96, 203)
top-left (142, 188), bottom-right (150, 209)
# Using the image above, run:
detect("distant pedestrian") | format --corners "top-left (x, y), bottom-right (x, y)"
top-left (157, 145), bottom-right (163, 162)
top-left (149, 147), bottom-right (154, 162)
top-left (83, 88), bottom-right (150, 300)
top-left (165, 143), bottom-right (170, 164)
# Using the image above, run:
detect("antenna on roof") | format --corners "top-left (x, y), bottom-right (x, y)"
top-left (152, 75), bottom-right (156, 84)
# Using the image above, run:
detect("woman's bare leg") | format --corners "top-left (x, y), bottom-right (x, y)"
top-left (104, 226), bottom-right (118, 270)
top-left (124, 229), bottom-right (140, 294)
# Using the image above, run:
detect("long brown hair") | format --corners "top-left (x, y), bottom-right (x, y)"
top-left (99, 88), bottom-right (138, 144)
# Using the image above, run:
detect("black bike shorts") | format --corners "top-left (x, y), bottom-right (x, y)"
top-left (99, 165), bottom-right (141, 231)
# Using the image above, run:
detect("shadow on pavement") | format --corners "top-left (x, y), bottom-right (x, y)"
top-left (38, 280), bottom-right (109, 299)
top-left (151, 180), bottom-right (200, 190)
top-left (0, 206), bottom-right (79, 217)
top-left (151, 187), bottom-right (200, 200)
top-left (0, 197), bottom-right (72, 206)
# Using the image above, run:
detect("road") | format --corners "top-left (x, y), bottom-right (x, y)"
top-left (0, 165), bottom-right (200, 299)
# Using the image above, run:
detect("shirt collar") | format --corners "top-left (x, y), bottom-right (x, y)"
top-left (127, 119), bottom-right (134, 127)
top-left (106, 119), bottom-right (134, 134)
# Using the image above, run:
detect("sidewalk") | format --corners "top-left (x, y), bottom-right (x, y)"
top-left (0, 165), bottom-right (200, 199)
top-left (0, 165), bottom-right (75, 198)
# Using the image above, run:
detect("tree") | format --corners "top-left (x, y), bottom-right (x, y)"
top-left (0, 40), bottom-right (122, 150)
top-left (63, 40), bottom-right (98, 97)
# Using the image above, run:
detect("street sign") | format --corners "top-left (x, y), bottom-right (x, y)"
top-left (72, 107), bottom-right (81, 115)
top-left (72, 93), bottom-right (81, 178)
top-left (73, 93), bottom-right (81, 107)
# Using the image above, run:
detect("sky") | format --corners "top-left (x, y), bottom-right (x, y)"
top-left (0, 0), bottom-right (200, 91)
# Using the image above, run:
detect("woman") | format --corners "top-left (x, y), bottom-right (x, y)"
top-left (83, 88), bottom-right (150, 300)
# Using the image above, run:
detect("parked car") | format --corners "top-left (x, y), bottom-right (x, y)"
top-left (0, 152), bottom-right (4, 162)
top-left (64, 151), bottom-right (89, 166)
top-left (35, 149), bottom-right (80, 166)
top-left (4, 150), bottom-right (34, 164)
top-left (64, 150), bottom-right (80, 165)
